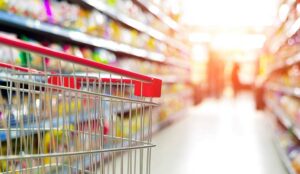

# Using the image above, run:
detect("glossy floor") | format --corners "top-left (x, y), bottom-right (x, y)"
top-left (151, 93), bottom-right (287, 174)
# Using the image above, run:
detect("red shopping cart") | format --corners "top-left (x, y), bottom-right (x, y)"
top-left (0, 35), bottom-right (161, 173)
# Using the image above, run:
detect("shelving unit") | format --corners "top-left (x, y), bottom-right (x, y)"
top-left (273, 134), bottom-right (297, 174)
top-left (81, 0), bottom-right (188, 52)
top-left (258, 1), bottom-right (300, 173)
top-left (0, 0), bottom-right (193, 172)
top-left (0, 102), bottom-right (157, 142)
top-left (0, 11), bottom-right (192, 69)
top-left (82, 105), bottom-right (182, 172)
top-left (0, 113), bottom-right (97, 141)
top-left (149, 74), bottom-right (189, 83)
top-left (0, 0), bottom-right (193, 124)
top-left (82, 0), bottom-right (164, 40)
top-left (267, 98), bottom-right (299, 174)
top-left (267, 83), bottom-right (300, 98)
top-left (0, 11), bottom-right (168, 62)
top-left (152, 107), bottom-right (188, 133)
top-left (166, 56), bottom-right (190, 69)
top-left (133, 0), bottom-right (179, 32)
top-left (265, 52), bottom-right (300, 80)
top-left (266, 99), bottom-right (300, 140)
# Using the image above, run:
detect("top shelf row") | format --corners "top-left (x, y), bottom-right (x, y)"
top-left (0, 11), bottom-right (190, 70)
top-left (133, 0), bottom-right (180, 31)
top-left (80, 0), bottom-right (189, 53)
top-left (261, 1), bottom-right (300, 81)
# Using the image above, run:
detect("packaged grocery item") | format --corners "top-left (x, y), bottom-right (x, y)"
top-left (116, 112), bottom-right (150, 138)
top-left (109, 20), bottom-right (121, 41)
top-left (57, 99), bottom-right (82, 117)
top-left (77, 119), bottom-right (109, 149)
top-left (46, 43), bottom-right (63, 71)
top-left (74, 8), bottom-right (90, 32)
top-left (290, 147), bottom-right (300, 173)
top-left (6, 0), bottom-right (47, 21)
top-left (296, 111), bottom-right (300, 127)
top-left (0, 0), bottom-right (8, 10)
top-left (130, 29), bottom-right (139, 47)
top-left (93, 49), bottom-right (116, 64)
top-left (136, 33), bottom-right (148, 49)
top-left (19, 36), bottom-right (43, 69)
top-left (0, 32), bottom-right (19, 64)
top-left (86, 10), bottom-right (107, 37)
top-left (61, 44), bottom-right (75, 71)
top-left (121, 28), bottom-right (132, 45)
top-left (146, 37), bottom-right (156, 51)
top-left (52, 1), bottom-right (80, 27)
top-left (107, 0), bottom-right (118, 7)
top-left (81, 47), bottom-right (93, 60)
top-left (44, 0), bottom-right (54, 23)
top-left (43, 126), bottom-right (74, 164)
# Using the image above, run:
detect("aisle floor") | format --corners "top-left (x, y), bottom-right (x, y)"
top-left (151, 93), bottom-right (287, 174)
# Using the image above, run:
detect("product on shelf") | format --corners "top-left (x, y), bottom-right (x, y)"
top-left (157, 83), bottom-right (193, 121)
top-left (0, 32), bottom-right (19, 64)
top-left (116, 57), bottom-right (187, 75)
top-left (116, 109), bottom-right (150, 138)
top-left (0, 0), bottom-right (188, 172)
top-left (0, 0), bottom-right (189, 58)
top-left (275, 122), bottom-right (300, 174)
top-left (0, 32), bottom-right (117, 72)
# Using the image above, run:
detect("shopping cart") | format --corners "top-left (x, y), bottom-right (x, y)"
top-left (0, 35), bottom-right (161, 174)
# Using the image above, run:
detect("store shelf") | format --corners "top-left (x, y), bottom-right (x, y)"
top-left (164, 91), bottom-right (193, 102)
top-left (78, 101), bottom-right (191, 170)
top-left (81, 127), bottom-right (153, 171)
top-left (166, 57), bottom-right (190, 70)
top-left (0, 1), bottom-right (191, 172)
top-left (152, 108), bottom-right (188, 133)
top-left (81, 0), bottom-right (188, 52)
top-left (0, 11), bottom-right (191, 70)
top-left (115, 103), bottom-right (157, 114)
top-left (260, 2), bottom-right (300, 174)
top-left (266, 99), bottom-right (293, 129)
top-left (265, 1), bottom-right (297, 53)
top-left (148, 74), bottom-right (189, 83)
top-left (266, 98), bottom-right (300, 140)
top-left (0, 102), bottom-right (158, 141)
top-left (267, 51), bottom-right (300, 76)
top-left (265, 36), bottom-right (300, 79)
top-left (0, 11), bottom-right (168, 62)
top-left (133, 0), bottom-right (179, 31)
top-left (0, 112), bottom-right (99, 141)
top-left (82, 0), bottom-right (164, 40)
top-left (273, 134), bottom-right (297, 174)
top-left (267, 83), bottom-right (300, 98)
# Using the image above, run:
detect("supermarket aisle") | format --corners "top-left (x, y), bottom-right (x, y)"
top-left (151, 93), bottom-right (287, 174)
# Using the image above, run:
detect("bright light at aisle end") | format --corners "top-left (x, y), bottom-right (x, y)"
top-left (211, 34), bottom-right (266, 50)
top-left (189, 33), bottom-right (211, 43)
top-left (192, 44), bottom-right (208, 61)
top-left (181, 0), bottom-right (279, 28)
top-left (189, 33), bottom-right (266, 50)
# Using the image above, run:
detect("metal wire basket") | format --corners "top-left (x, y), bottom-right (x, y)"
top-left (0, 35), bottom-right (162, 174)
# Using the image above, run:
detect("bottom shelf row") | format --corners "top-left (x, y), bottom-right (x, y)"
top-left (272, 111), bottom-right (300, 174)
top-left (266, 87), bottom-right (300, 174)
top-left (0, 105), bottom-right (191, 173)
top-left (274, 127), bottom-right (298, 174)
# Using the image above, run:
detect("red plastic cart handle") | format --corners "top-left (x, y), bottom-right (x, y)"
top-left (0, 35), bottom-right (162, 97)
top-left (48, 76), bottom-right (162, 97)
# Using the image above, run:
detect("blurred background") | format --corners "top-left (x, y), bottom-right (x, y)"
top-left (0, 0), bottom-right (298, 173)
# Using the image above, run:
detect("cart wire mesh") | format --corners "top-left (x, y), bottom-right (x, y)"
top-left (0, 35), bottom-right (162, 174)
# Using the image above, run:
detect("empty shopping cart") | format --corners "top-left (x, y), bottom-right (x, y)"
top-left (0, 35), bottom-right (161, 173)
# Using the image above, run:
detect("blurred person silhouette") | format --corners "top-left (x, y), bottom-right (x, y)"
top-left (207, 51), bottom-right (224, 98)
top-left (231, 62), bottom-right (240, 97)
